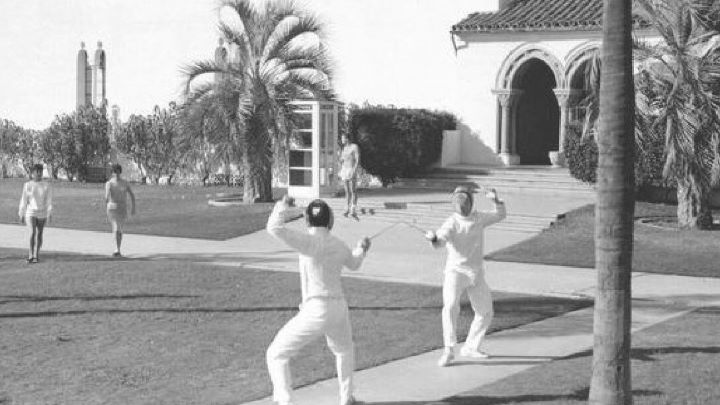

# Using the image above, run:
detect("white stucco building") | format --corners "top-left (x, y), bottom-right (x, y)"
top-left (446, 0), bottom-right (654, 167)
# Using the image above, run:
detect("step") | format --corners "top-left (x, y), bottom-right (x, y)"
top-left (423, 173), bottom-right (586, 185)
top-left (394, 179), bottom-right (595, 196)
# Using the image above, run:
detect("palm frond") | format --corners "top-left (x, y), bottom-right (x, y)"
top-left (219, 0), bottom-right (259, 45)
top-left (218, 21), bottom-right (251, 63)
top-left (263, 13), bottom-right (324, 64)
top-left (181, 60), bottom-right (231, 94)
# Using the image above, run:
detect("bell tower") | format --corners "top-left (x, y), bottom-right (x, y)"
top-left (76, 42), bottom-right (91, 108)
top-left (92, 41), bottom-right (107, 107)
top-left (76, 41), bottom-right (107, 108)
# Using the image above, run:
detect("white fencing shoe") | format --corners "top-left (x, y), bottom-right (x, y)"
top-left (460, 346), bottom-right (490, 359)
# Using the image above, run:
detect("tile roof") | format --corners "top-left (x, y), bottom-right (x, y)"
top-left (453, 0), bottom-right (649, 33)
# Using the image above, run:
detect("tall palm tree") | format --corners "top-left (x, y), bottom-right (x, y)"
top-left (183, 0), bottom-right (333, 202)
top-left (588, 0), bottom-right (635, 403)
top-left (634, 0), bottom-right (720, 229)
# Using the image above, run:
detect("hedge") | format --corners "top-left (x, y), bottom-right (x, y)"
top-left (564, 122), bottom-right (674, 189)
top-left (346, 105), bottom-right (456, 186)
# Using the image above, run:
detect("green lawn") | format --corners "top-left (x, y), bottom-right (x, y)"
top-left (0, 179), bottom-right (274, 240)
top-left (443, 306), bottom-right (720, 405)
top-left (0, 248), bottom-right (591, 405)
top-left (487, 202), bottom-right (720, 278)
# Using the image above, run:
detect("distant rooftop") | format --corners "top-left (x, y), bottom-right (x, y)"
top-left (452, 0), bottom-right (649, 33)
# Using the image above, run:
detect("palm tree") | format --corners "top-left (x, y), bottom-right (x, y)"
top-left (183, 0), bottom-right (333, 202)
top-left (634, 0), bottom-right (720, 229)
top-left (588, 0), bottom-right (635, 403)
top-left (178, 91), bottom-right (237, 186)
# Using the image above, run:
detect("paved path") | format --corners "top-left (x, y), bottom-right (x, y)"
top-left (244, 302), bottom-right (694, 405)
top-left (1, 189), bottom-right (719, 405)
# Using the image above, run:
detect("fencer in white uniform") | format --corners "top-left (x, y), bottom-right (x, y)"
top-left (266, 196), bottom-right (370, 405)
top-left (425, 186), bottom-right (506, 367)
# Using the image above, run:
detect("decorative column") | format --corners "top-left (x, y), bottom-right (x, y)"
top-left (492, 89), bottom-right (522, 165)
top-left (550, 88), bottom-right (581, 167)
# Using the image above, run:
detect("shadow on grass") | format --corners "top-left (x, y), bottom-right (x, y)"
top-left (0, 296), bottom-right (592, 320)
top-left (141, 251), bottom-right (298, 266)
top-left (0, 249), bottom-right (151, 263)
top-left (362, 388), bottom-right (662, 404)
top-left (0, 293), bottom-right (200, 305)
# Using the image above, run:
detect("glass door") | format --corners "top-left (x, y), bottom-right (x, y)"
top-left (289, 109), bottom-right (313, 187)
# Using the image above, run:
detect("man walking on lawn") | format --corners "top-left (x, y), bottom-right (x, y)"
top-left (105, 164), bottom-right (136, 257)
top-left (425, 185), bottom-right (506, 367)
top-left (265, 195), bottom-right (371, 405)
top-left (18, 163), bottom-right (52, 263)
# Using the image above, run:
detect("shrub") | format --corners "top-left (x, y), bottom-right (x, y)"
top-left (564, 122), bottom-right (674, 189)
top-left (635, 130), bottom-right (674, 189)
top-left (347, 105), bottom-right (456, 186)
top-left (564, 123), bottom-right (598, 184)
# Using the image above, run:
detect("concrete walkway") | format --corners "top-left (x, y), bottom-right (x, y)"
top-left (1, 194), bottom-right (719, 404)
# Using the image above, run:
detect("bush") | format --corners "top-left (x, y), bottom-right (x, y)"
top-left (564, 123), bottom-right (598, 184)
top-left (347, 105), bottom-right (456, 186)
top-left (635, 130), bottom-right (674, 188)
top-left (564, 122), bottom-right (674, 189)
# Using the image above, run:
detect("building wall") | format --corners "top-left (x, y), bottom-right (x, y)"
top-left (453, 29), bottom-right (658, 165)
top-left (454, 31), bottom-right (603, 165)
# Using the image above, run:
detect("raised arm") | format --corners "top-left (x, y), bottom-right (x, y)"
top-left (266, 198), bottom-right (313, 254)
top-left (477, 189), bottom-right (507, 227)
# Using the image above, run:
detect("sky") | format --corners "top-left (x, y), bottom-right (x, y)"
top-left (0, 0), bottom-right (489, 130)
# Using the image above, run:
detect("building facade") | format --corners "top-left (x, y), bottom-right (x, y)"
top-left (449, 0), bottom-right (654, 167)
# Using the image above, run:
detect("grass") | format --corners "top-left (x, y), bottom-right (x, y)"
top-left (0, 178), bottom-right (274, 240)
top-left (487, 202), bottom-right (720, 278)
top-left (442, 306), bottom-right (720, 405)
top-left (0, 248), bottom-right (591, 405)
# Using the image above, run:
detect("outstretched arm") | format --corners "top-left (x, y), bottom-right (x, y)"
top-left (266, 196), bottom-right (312, 254)
top-left (344, 237), bottom-right (370, 271)
top-left (426, 217), bottom-right (454, 249)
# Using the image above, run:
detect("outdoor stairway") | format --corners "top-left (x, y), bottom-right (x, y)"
top-left (394, 165), bottom-right (595, 196)
top-left (316, 199), bottom-right (560, 234)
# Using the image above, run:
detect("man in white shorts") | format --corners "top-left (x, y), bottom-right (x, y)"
top-left (105, 164), bottom-right (136, 257)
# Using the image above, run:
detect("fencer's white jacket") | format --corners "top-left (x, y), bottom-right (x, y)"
top-left (266, 202), bottom-right (366, 303)
top-left (433, 201), bottom-right (506, 283)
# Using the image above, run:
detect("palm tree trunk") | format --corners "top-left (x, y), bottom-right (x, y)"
top-left (589, 0), bottom-right (635, 404)
top-left (242, 115), bottom-right (274, 203)
top-left (676, 180), bottom-right (713, 229)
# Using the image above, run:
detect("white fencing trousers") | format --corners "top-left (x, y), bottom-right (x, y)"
top-left (442, 271), bottom-right (494, 350)
top-left (266, 298), bottom-right (354, 404)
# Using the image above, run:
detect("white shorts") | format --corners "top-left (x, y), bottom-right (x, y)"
top-left (107, 207), bottom-right (127, 224)
top-left (339, 167), bottom-right (356, 182)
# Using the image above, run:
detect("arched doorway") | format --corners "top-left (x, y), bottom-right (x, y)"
top-left (513, 59), bottom-right (560, 165)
